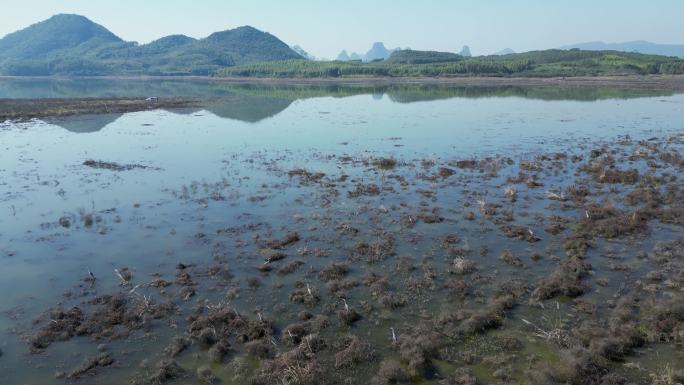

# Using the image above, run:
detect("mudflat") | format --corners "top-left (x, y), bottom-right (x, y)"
top-left (0, 97), bottom-right (197, 120)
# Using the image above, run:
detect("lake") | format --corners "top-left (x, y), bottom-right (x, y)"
top-left (1, 79), bottom-right (683, 384)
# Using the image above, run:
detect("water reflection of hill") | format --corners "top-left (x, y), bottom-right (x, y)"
top-left (2, 78), bottom-right (676, 102)
top-left (47, 95), bottom-right (294, 132)
top-left (202, 96), bottom-right (293, 123)
top-left (2, 78), bottom-right (679, 132)
top-left (46, 114), bottom-right (124, 133)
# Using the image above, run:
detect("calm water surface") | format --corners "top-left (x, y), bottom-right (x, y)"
top-left (1, 79), bottom-right (683, 384)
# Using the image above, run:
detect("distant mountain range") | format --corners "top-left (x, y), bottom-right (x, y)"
top-left (561, 41), bottom-right (684, 58)
top-left (494, 48), bottom-right (516, 56)
top-left (337, 42), bottom-right (402, 62)
top-left (337, 43), bottom-right (473, 62)
top-left (458, 46), bottom-right (472, 57)
top-left (0, 14), bottom-right (303, 75)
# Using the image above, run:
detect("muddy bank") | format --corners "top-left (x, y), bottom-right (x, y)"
top-left (0, 97), bottom-right (198, 120)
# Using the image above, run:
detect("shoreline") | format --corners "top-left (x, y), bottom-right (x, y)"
top-left (1, 75), bottom-right (684, 90)
top-left (0, 97), bottom-right (198, 120)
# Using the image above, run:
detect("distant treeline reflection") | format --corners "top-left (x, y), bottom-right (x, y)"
top-left (0, 79), bottom-right (678, 132)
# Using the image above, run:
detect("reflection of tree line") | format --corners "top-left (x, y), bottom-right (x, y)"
top-left (3, 79), bottom-right (675, 132)
top-left (179, 83), bottom-right (675, 103)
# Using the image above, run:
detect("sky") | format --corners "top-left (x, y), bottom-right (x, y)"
top-left (1, 0), bottom-right (682, 58)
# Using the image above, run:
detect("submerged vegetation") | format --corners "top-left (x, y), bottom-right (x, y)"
top-left (5, 117), bottom-right (684, 383)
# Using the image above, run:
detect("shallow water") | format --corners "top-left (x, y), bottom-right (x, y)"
top-left (1, 79), bottom-right (683, 384)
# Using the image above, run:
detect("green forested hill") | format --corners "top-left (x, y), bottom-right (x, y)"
top-left (2, 15), bottom-right (684, 78)
top-left (0, 14), bottom-right (123, 61)
top-left (385, 50), bottom-right (464, 64)
top-left (0, 15), bottom-right (303, 76)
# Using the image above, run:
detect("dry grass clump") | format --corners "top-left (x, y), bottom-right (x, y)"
top-left (260, 231), bottom-right (300, 249)
top-left (362, 271), bottom-right (407, 309)
top-left (438, 167), bottom-right (456, 177)
top-left (503, 225), bottom-right (540, 242)
top-left (288, 283), bottom-right (321, 308)
top-left (533, 257), bottom-right (591, 300)
top-left (418, 212), bottom-right (445, 223)
top-left (334, 335), bottom-right (375, 369)
top-left (187, 303), bottom-right (273, 346)
top-left (373, 157), bottom-right (398, 170)
top-left (245, 340), bottom-right (276, 359)
top-left (566, 184), bottom-right (590, 202)
top-left (439, 368), bottom-right (477, 385)
top-left (131, 359), bottom-right (186, 385)
top-left (528, 298), bottom-right (652, 385)
top-left (454, 159), bottom-right (479, 169)
top-left (337, 307), bottom-right (362, 326)
top-left (545, 215), bottom-right (569, 235)
top-left (444, 278), bottom-right (468, 298)
top-left (28, 294), bottom-right (177, 353)
top-left (196, 366), bottom-right (217, 384)
top-left (504, 185), bottom-right (518, 202)
top-left (461, 295), bottom-right (516, 334)
top-left (397, 330), bottom-right (442, 376)
top-left (652, 238), bottom-right (684, 265)
top-left (278, 260), bottom-right (305, 275)
top-left (352, 236), bottom-right (395, 263)
top-left (326, 278), bottom-right (359, 296)
top-left (67, 353), bottom-right (114, 379)
top-left (579, 202), bottom-right (649, 239)
top-left (317, 263), bottom-right (349, 282)
top-left (379, 292), bottom-right (407, 309)
top-left (451, 257), bottom-right (475, 275)
top-left (251, 336), bottom-right (330, 385)
top-left (287, 169), bottom-right (326, 185)
top-left (163, 336), bottom-right (191, 358)
top-left (208, 340), bottom-right (231, 363)
top-left (372, 359), bottom-right (411, 385)
top-left (580, 158), bottom-right (640, 184)
top-left (500, 250), bottom-right (524, 268)
top-left (642, 299), bottom-right (684, 341)
top-left (348, 183), bottom-right (381, 197)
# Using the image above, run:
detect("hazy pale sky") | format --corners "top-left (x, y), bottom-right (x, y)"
top-left (1, 0), bottom-right (682, 58)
